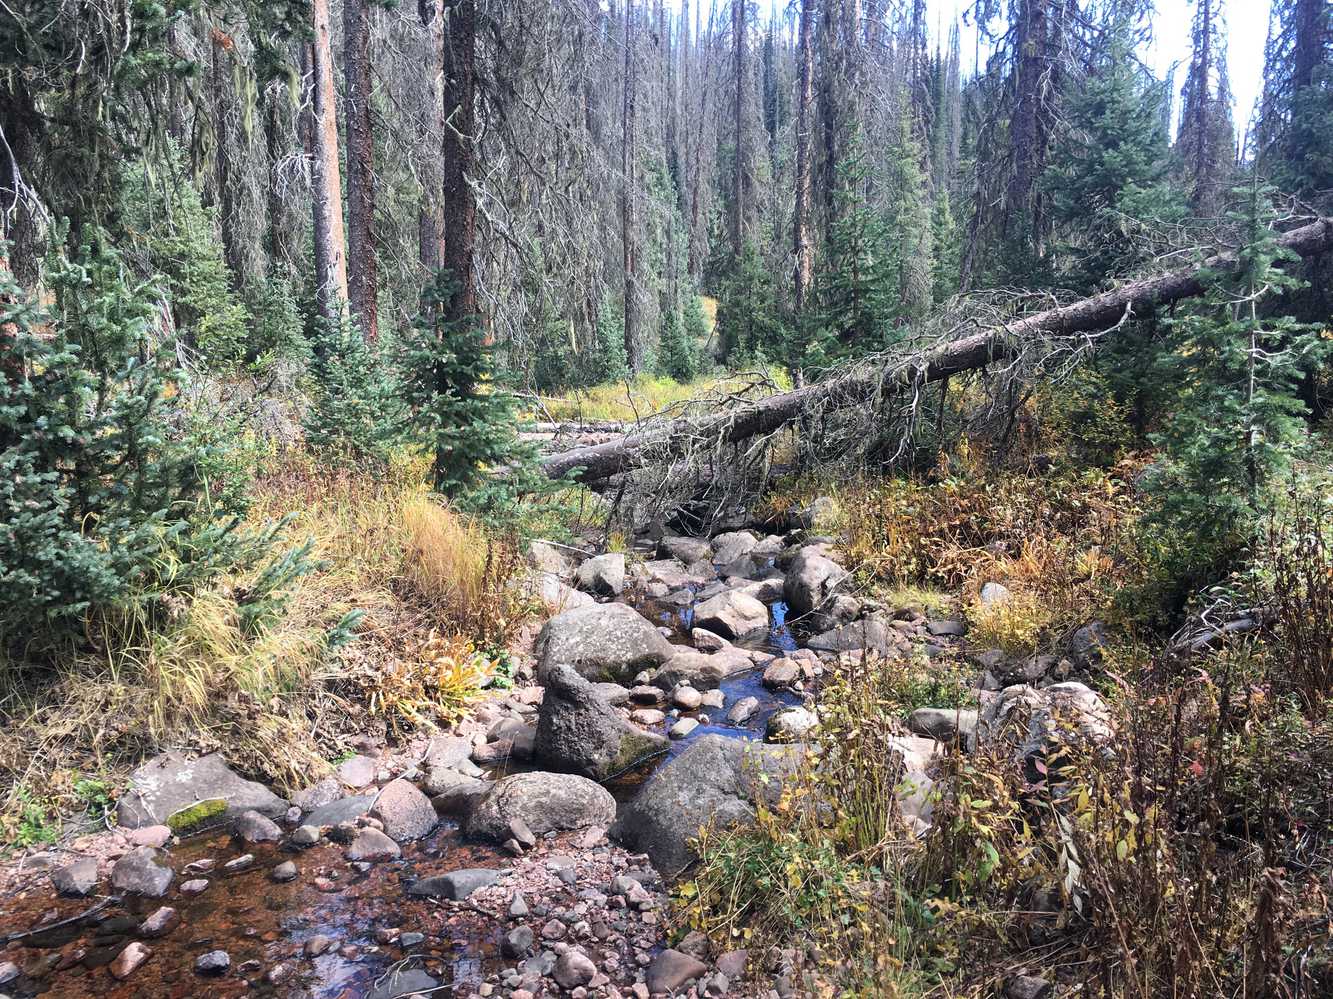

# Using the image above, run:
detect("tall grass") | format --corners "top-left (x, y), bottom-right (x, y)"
top-left (525, 369), bottom-right (791, 424)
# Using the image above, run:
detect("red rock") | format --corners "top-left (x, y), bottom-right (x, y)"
top-left (137, 906), bottom-right (180, 938)
top-left (109, 942), bottom-right (153, 980)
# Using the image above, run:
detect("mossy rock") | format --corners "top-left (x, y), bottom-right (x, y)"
top-left (166, 798), bottom-right (227, 834)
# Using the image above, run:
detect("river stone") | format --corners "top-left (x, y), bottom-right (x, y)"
top-left (335, 755), bottom-right (377, 789)
top-left (503, 925), bottom-right (535, 958)
top-left (465, 772), bottom-right (616, 843)
top-left (575, 552), bottom-right (626, 596)
top-left (51, 857), bottom-right (98, 897)
top-left (766, 706), bottom-right (819, 742)
top-left (408, 868), bottom-right (499, 900)
top-left (762, 659), bottom-right (801, 690)
top-left (110, 942), bottom-right (152, 980)
top-left (691, 627), bottom-right (730, 652)
top-left (639, 559), bottom-right (701, 590)
top-left (672, 685), bottom-right (703, 710)
top-left (609, 735), bottom-right (803, 877)
top-left (345, 827), bottom-right (401, 861)
top-left (233, 809), bottom-right (282, 843)
top-left (647, 949), bottom-right (709, 993)
top-left (783, 548), bottom-right (848, 617)
top-left (653, 647), bottom-right (753, 691)
top-left (553, 949), bottom-right (597, 989)
top-left (535, 603), bottom-right (674, 683)
top-left (369, 778), bottom-right (437, 842)
top-left (726, 696), bottom-right (760, 725)
top-left (630, 708), bottom-right (666, 726)
top-left (659, 535), bottom-right (712, 564)
top-left (693, 590), bottom-right (768, 640)
top-left (669, 717), bottom-right (699, 739)
top-left (110, 847), bottom-right (173, 897)
top-left (304, 793), bottom-right (376, 829)
top-left (270, 861), bottom-right (298, 883)
top-left (976, 682), bottom-right (1113, 777)
top-left (908, 707), bottom-right (979, 746)
top-left (530, 573), bottom-right (596, 613)
top-left (424, 772), bottom-right (490, 816)
top-left (534, 664), bottom-right (669, 781)
top-left (926, 619), bottom-right (967, 638)
top-left (291, 777), bottom-right (342, 814)
top-left (530, 539), bottom-right (577, 578)
top-left (116, 752), bottom-right (287, 830)
top-left (807, 615), bottom-right (902, 656)
top-left (195, 951), bottom-right (230, 976)
top-left (367, 968), bottom-right (441, 999)
top-left (137, 906), bottom-right (179, 938)
top-left (711, 531), bottom-right (758, 565)
top-left (0, 961), bottom-right (18, 985)
top-left (1069, 620), bottom-right (1108, 667)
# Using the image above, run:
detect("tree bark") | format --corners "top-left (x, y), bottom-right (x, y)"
top-left (622, 0), bottom-right (639, 370)
top-left (442, 0), bottom-right (478, 319)
top-left (308, 0), bottom-right (349, 323)
top-left (730, 0), bottom-right (745, 256)
top-left (344, 0), bottom-right (378, 341)
top-left (418, 0), bottom-right (445, 271)
top-left (541, 217), bottom-right (1333, 482)
top-left (792, 0), bottom-right (814, 314)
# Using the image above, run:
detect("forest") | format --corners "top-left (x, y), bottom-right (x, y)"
top-left (0, 0), bottom-right (1331, 997)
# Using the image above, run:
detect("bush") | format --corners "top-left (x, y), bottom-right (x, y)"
top-left (303, 313), bottom-right (402, 468)
top-left (657, 303), bottom-right (698, 382)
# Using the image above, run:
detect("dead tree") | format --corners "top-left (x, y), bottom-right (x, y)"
top-left (308, 0), bottom-right (349, 322)
top-left (345, 0), bottom-right (378, 340)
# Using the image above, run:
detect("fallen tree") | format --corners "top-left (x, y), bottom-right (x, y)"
top-left (542, 217), bottom-right (1333, 483)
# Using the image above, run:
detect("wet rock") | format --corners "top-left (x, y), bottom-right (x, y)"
top-left (109, 942), bottom-right (152, 980)
top-left (233, 809), bottom-right (282, 843)
top-left (672, 685), bottom-right (703, 710)
top-left (762, 659), bottom-right (801, 690)
top-left (291, 824), bottom-right (321, 847)
top-left (179, 879), bottom-right (209, 896)
top-left (783, 549), bottom-right (848, 617)
top-left (691, 627), bottom-right (730, 652)
top-left (653, 647), bottom-right (753, 691)
top-left (345, 827), bottom-right (401, 862)
top-left (726, 696), bottom-right (760, 725)
top-left (534, 665), bottom-right (668, 781)
top-left (610, 735), bottom-right (803, 877)
top-left (0, 963), bottom-right (17, 986)
top-left (502, 925), bottom-right (535, 958)
top-left (630, 708), bottom-right (666, 726)
top-left (399, 932), bottom-right (425, 947)
top-left (117, 752), bottom-right (287, 831)
top-left (553, 948), bottom-right (597, 989)
top-left (111, 847), bottom-right (173, 897)
top-left (646, 949), bottom-right (708, 993)
top-left (535, 603), bottom-right (674, 683)
top-left (136, 906), bottom-right (179, 938)
top-left (908, 707), bottom-right (979, 746)
top-left (766, 707), bottom-right (818, 742)
top-left (630, 684), bottom-right (663, 703)
top-left (305, 935), bottom-right (334, 957)
top-left (1005, 975), bottom-right (1053, 999)
top-left (576, 552), bottom-right (626, 596)
top-left (700, 688), bottom-right (726, 709)
top-left (669, 717), bottom-right (699, 739)
top-left (270, 861), bottom-right (298, 883)
top-left (425, 772), bottom-right (490, 816)
top-left (466, 771), bottom-right (616, 842)
top-left (369, 778), bottom-right (437, 842)
top-left (694, 590), bottom-right (769, 640)
top-left (408, 868), bottom-right (500, 900)
top-left (305, 793), bottom-right (376, 829)
top-left (711, 531), bottom-right (758, 565)
top-left (126, 825), bottom-right (172, 848)
top-left (266, 962), bottom-right (295, 984)
top-left (194, 951), bottom-right (230, 976)
top-left (50, 857), bottom-right (98, 897)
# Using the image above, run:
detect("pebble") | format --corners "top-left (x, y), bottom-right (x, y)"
top-left (136, 906), bottom-right (179, 938)
top-left (222, 854), bottom-right (255, 873)
top-left (270, 861), bottom-right (299, 883)
top-left (305, 934), bottom-right (334, 957)
top-left (195, 951), bottom-right (230, 976)
top-left (179, 878), bottom-right (210, 896)
top-left (109, 942), bottom-right (153, 980)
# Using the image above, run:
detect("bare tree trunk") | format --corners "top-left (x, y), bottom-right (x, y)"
top-left (622, 0), bottom-right (639, 370)
top-left (308, 0), bottom-right (349, 323)
top-left (418, 0), bottom-right (444, 271)
top-left (264, 84), bottom-right (299, 278)
top-left (541, 217), bottom-right (1333, 482)
top-left (793, 0), bottom-right (814, 314)
top-left (442, 0), bottom-right (477, 318)
top-left (210, 27), bottom-right (245, 286)
top-left (343, 0), bottom-right (378, 341)
top-left (730, 0), bottom-right (745, 256)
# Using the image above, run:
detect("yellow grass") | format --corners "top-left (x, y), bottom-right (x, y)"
top-left (527, 368), bottom-right (790, 424)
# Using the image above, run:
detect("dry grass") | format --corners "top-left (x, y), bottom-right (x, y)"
top-left (526, 368), bottom-right (791, 424)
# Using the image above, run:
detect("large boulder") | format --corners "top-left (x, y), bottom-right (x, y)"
top-left (976, 682), bottom-right (1114, 779)
top-left (693, 590), bottom-right (769, 640)
top-left (575, 552), bottom-right (626, 596)
top-left (659, 536), bottom-right (712, 565)
top-left (807, 615), bottom-right (904, 657)
top-left (535, 602), bottom-right (675, 683)
top-left (465, 772), bottom-right (616, 843)
top-left (609, 735), bottom-right (803, 877)
top-left (534, 664), bottom-right (669, 780)
top-left (783, 549), bottom-right (848, 617)
top-left (369, 779), bottom-right (437, 842)
top-left (653, 648), bottom-right (755, 691)
top-left (116, 752), bottom-right (287, 831)
top-left (711, 531), bottom-right (759, 565)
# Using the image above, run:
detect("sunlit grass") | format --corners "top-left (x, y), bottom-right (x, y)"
top-left (524, 368), bottom-right (791, 424)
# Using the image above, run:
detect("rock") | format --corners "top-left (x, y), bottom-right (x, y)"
top-left (110, 847), bottom-right (173, 897)
top-left (179, 879), bottom-right (209, 896)
top-left (646, 949), bottom-right (709, 994)
top-left (593, 681), bottom-right (631, 705)
top-left (423, 734), bottom-right (478, 773)
top-left (711, 531), bottom-right (758, 565)
top-left (136, 906), bottom-right (179, 938)
top-left (305, 935), bottom-right (334, 957)
top-left (672, 685), bottom-right (703, 710)
top-left (783, 549), bottom-right (847, 617)
top-left (534, 664), bottom-right (669, 781)
top-left (116, 751), bottom-right (287, 831)
top-left (109, 942), bottom-right (152, 980)
top-left (531, 573), bottom-right (596, 613)
top-left (535, 603), bottom-right (675, 683)
top-left (367, 968), bottom-right (441, 999)
top-left (766, 707), bottom-right (819, 742)
top-left (291, 825), bottom-right (321, 847)
top-left (509, 891), bottom-right (530, 917)
top-left (51, 857), bottom-right (98, 897)
top-left (691, 627), bottom-right (730, 652)
top-left (995, 654), bottom-right (1059, 685)
top-left (694, 590), bottom-right (769, 640)
top-left (553, 949), bottom-right (597, 989)
top-left (700, 688), bottom-right (726, 709)
top-left (0, 962), bottom-right (15, 986)
top-left (908, 707), bottom-right (979, 746)
top-left (978, 581), bottom-right (1013, 606)
top-left (305, 793), bottom-right (376, 829)
top-left (408, 868), bottom-right (500, 900)
top-left (465, 772), bottom-right (616, 842)
top-left (654, 648), bottom-right (754, 690)
top-left (222, 854), bottom-right (254, 872)
top-left (926, 619), bottom-right (966, 637)
top-left (126, 825), bottom-right (172, 848)
top-left (1005, 975), bottom-right (1053, 999)
top-left (422, 771), bottom-right (489, 815)
top-left (630, 708), bottom-right (666, 726)
top-left (291, 776), bottom-right (342, 813)
top-left (195, 951), bottom-right (230, 976)
top-left (530, 539), bottom-right (578, 578)
top-left (659, 535), bottom-right (713, 564)
top-left (270, 861), bottom-right (299, 883)
top-left (575, 552), bottom-right (626, 596)
top-left (669, 717), bottom-right (699, 739)
top-left (233, 809), bottom-right (282, 843)
top-left (1069, 620), bottom-right (1108, 668)
top-left (369, 778), bottom-right (437, 843)
top-left (345, 827), bottom-right (401, 862)
top-left (716, 949), bottom-right (749, 978)
top-left (762, 659), bottom-right (801, 689)
top-left (502, 925), bottom-right (535, 958)
top-left (335, 754), bottom-right (378, 789)
top-left (610, 735), bottom-right (802, 876)
top-left (807, 616), bottom-right (902, 656)
top-left (726, 697), bottom-right (760, 725)
top-left (976, 682), bottom-right (1113, 778)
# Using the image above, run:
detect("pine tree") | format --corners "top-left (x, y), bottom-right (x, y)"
top-left (658, 303), bottom-right (698, 382)
top-left (717, 241), bottom-right (785, 366)
top-left (304, 315), bottom-right (402, 467)
top-left (1177, 0), bottom-right (1237, 215)
top-left (1257, 0), bottom-right (1333, 199)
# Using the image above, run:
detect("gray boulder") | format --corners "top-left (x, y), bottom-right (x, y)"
top-left (369, 778), bottom-right (437, 842)
top-left (51, 857), bottom-right (98, 897)
top-left (534, 664), bottom-right (669, 781)
top-left (465, 772), bottom-right (616, 843)
top-left (233, 810), bottom-right (282, 843)
top-left (534, 603), bottom-right (674, 683)
top-left (575, 552), bottom-right (626, 596)
top-left (653, 648), bottom-right (754, 691)
top-left (976, 682), bottom-right (1114, 775)
top-left (807, 615), bottom-right (902, 656)
top-left (659, 535), bottom-right (712, 564)
top-left (609, 735), bottom-right (803, 877)
top-left (694, 590), bottom-right (769, 640)
top-left (783, 549), bottom-right (848, 617)
top-left (111, 847), bottom-right (173, 897)
top-left (530, 539), bottom-right (577, 578)
top-left (304, 794), bottom-right (376, 829)
top-left (116, 752), bottom-right (287, 831)
top-left (908, 707), bottom-right (979, 747)
top-left (711, 531), bottom-right (758, 565)
top-left (423, 771), bottom-right (490, 815)
top-left (408, 868), bottom-right (500, 900)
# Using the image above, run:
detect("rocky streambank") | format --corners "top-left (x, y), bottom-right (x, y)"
top-left (0, 514), bottom-right (1114, 998)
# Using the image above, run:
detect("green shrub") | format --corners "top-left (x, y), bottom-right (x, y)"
top-left (657, 303), bottom-right (698, 382)
top-left (303, 313), bottom-right (402, 468)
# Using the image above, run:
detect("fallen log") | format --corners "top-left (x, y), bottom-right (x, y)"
top-left (542, 217), bottom-right (1333, 483)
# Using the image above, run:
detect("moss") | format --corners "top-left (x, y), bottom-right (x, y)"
top-left (166, 797), bottom-right (227, 834)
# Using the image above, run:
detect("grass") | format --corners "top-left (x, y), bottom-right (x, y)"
top-left (524, 368), bottom-right (791, 424)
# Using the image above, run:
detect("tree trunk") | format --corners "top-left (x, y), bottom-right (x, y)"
top-left (730, 0), bottom-right (745, 256)
top-left (622, 0), bottom-right (639, 370)
top-left (418, 0), bottom-right (445, 271)
top-left (793, 0), bottom-right (814, 314)
top-left (442, 0), bottom-right (478, 319)
top-left (344, 0), bottom-right (378, 341)
top-left (308, 0), bottom-right (349, 323)
top-left (541, 217), bottom-right (1333, 482)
